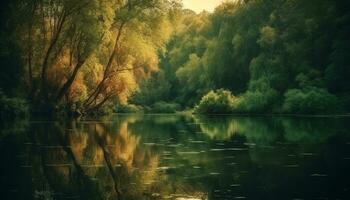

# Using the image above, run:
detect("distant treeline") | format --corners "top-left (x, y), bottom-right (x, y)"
top-left (129, 0), bottom-right (350, 114)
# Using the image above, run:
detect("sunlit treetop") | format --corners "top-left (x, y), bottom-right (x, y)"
top-left (182, 0), bottom-right (229, 13)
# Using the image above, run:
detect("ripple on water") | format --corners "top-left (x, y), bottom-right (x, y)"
top-left (187, 123), bottom-right (206, 125)
top-left (178, 151), bottom-right (201, 155)
top-left (283, 164), bottom-right (299, 168)
top-left (227, 162), bottom-right (237, 166)
top-left (310, 174), bottom-right (328, 177)
top-left (244, 142), bottom-right (256, 146)
top-left (45, 164), bottom-right (71, 167)
top-left (210, 148), bottom-right (247, 152)
top-left (189, 140), bottom-right (206, 144)
top-left (143, 142), bottom-right (156, 146)
top-left (157, 166), bottom-right (173, 170)
top-left (81, 164), bottom-right (105, 168)
top-left (300, 153), bottom-right (316, 156)
top-left (230, 184), bottom-right (241, 187)
top-left (166, 144), bottom-right (183, 147)
top-left (162, 151), bottom-right (172, 155)
top-left (41, 145), bottom-right (72, 149)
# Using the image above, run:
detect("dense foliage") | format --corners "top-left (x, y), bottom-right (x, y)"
top-left (283, 87), bottom-right (339, 114)
top-left (0, 0), bottom-right (180, 116)
top-left (194, 90), bottom-right (236, 114)
top-left (1, 0), bottom-right (349, 115)
top-left (131, 0), bottom-right (350, 114)
top-left (0, 92), bottom-right (28, 119)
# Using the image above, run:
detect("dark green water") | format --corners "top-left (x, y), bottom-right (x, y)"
top-left (1, 114), bottom-right (350, 200)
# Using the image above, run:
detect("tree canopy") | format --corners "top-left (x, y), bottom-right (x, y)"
top-left (1, 0), bottom-right (349, 116)
top-left (131, 0), bottom-right (350, 114)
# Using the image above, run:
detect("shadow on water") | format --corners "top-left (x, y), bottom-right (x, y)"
top-left (1, 114), bottom-right (350, 199)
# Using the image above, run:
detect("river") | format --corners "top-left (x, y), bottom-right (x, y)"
top-left (1, 114), bottom-right (350, 200)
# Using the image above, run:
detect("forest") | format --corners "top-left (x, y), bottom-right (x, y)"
top-left (1, 0), bottom-right (350, 117)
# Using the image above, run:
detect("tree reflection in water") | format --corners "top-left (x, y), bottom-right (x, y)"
top-left (1, 115), bottom-right (350, 200)
top-left (5, 116), bottom-right (207, 200)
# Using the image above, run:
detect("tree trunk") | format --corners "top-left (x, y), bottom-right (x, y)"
top-left (39, 10), bottom-right (67, 99)
top-left (56, 60), bottom-right (85, 103)
top-left (84, 22), bottom-right (126, 107)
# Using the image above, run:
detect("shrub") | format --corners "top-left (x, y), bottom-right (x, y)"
top-left (0, 92), bottom-right (28, 118)
top-left (282, 87), bottom-right (339, 114)
top-left (116, 104), bottom-right (143, 113)
top-left (149, 101), bottom-right (180, 113)
top-left (338, 94), bottom-right (350, 113)
top-left (194, 89), bottom-right (236, 114)
top-left (235, 83), bottom-right (279, 113)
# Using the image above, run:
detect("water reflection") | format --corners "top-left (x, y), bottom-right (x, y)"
top-left (1, 115), bottom-right (350, 199)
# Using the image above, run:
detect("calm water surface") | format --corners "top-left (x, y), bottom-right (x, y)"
top-left (1, 114), bottom-right (350, 200)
